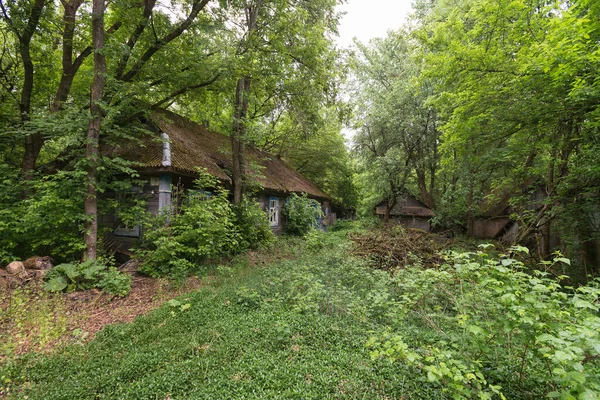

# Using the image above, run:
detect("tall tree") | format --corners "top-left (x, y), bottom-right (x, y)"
top-left (0, 0), bottom-right (46, 174)
top-left (416, 0), bottom-right (600, 260)
top-left (84, 0), bottom-right (106, 260)
top-left (223, 0), bottom-right (339, 205)
top-left (350, 31), bottom-right (440, 218)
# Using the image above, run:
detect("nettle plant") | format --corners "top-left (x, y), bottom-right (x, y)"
top-left (367, 246), bottom-right (600, 399)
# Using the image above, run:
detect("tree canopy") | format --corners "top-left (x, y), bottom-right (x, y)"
top-left (350, 0), bottom-right (599, 272)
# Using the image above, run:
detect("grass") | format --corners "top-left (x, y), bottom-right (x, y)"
top-left (1, 230), bottom-right (443, 399)
top-left (3, 224), bottom-right (599, 399)
top-left (0, 282), bottom-right (69, 359)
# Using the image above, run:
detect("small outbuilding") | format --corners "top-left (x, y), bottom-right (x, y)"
top-left (374, 193), bottom-right (435, 232)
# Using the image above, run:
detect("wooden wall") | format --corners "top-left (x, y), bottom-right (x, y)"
top-left (398, 217), bottom-right (431, 233)
top-left (472, 217), bottom-right (511, 239)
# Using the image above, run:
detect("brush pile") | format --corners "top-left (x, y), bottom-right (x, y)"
top-left (349, 226), bottom-right (446, 270)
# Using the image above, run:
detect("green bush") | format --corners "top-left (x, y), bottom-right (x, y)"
top-left (137, 170), bottom-right (240, 281)
top-left (0, 167), bottom-right (86, 264)
top-left (44, 259), bottom-right (132, 296)
top-left (283, 193), bottom-right (323, 236)
top-left (137, 171), bottom-right (277, 281)
top-left (367, 246), bottom-right (600, 399)
top-left (234, 197), bottom-right (275, 250)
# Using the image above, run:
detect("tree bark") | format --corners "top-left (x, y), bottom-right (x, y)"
top-left (84, 0), bottom-right (106, 261)
top-left (230, 0), bottom-right (261, 205)
top-left (232, 76), bottom-right (251, 205)
top-left (51, 0), bottom-right (86, 113)
top-left (416, 168), bottom-right (433, 209)
top-left (466, 180), bottom-right (474, 238)
top-left (384, 196), bottom-right (397, 223)
top-left (6, 0), bottom-right (46, 176)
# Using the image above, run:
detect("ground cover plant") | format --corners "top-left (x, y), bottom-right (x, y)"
top-left (44, 259), bottom-right (132, 296)
top-left (367, 246), bottom-right (600, 399)
top-left (1, 225), bottom-right (599, 399)
top-left (0, 274), bottom-right (204, 362)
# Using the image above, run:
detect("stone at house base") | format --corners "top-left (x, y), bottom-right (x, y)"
top-left (23, 256), bottom-right (54, 270)
top-left (2, 256), bottom-right (54, 289)
top-left (6, 261), bottom-right (27, 277)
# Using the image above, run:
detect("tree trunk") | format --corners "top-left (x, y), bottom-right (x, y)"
top-left (384, 196), bottom-right (397, 223)
top-left (51, 0), bottom-right (85, 113)
top-left (84, 0), bottom-right (106, 261)
top-left (231, 76), bottom-right (251, 205)
top-left (466, 182), bottom-right (474, 238)
top-left (416, 168), bottom-right (433, 209)
top-left (15, 0), bottom-right (45, 176)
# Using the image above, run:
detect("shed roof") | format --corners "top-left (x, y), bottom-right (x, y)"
top-left (375, 194), bottom-right (435, 218)
top-left (110, 110), bottom-right (329, 199)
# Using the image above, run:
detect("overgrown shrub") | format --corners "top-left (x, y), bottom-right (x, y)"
top-left (44, 259), bottom-right (132, 296)
top-left (367, 246), bottom-right (600, 399)
top-left (137, 171), bottom-right (238, 281)
top-left (234, 197), bottom-right (275, 250)
top-left (137, 191), bottom-right (239, 281)
top-left (283, 193), bottom-right (323, 236)
top-left (136, 170), bottom-right (277, 281)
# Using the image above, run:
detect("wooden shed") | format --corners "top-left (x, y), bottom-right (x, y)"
top-left (102, 110), bottom-right (333, 254)
top-left (374, 194), bottom-right (435, 232)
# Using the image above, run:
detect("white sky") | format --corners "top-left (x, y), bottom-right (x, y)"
top-left (335, 0), bottom-right (414, 48)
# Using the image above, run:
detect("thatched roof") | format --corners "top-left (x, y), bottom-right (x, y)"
top-left (111, 109), bottom-right (329, 199)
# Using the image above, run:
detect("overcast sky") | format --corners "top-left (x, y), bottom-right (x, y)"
top-left (335, 0), bottom-right (414, 48)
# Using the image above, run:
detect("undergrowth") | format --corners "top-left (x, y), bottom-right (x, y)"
top-left (1, 223), bottom-right (598, 399)
top-left (0, 283), bottom-right (69, 361)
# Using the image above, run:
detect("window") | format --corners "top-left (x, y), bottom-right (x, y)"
top-left (268, 197), bottom-right (280, 227)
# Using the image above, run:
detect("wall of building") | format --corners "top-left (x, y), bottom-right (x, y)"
top-left (398, 217), bottom-right (431, 232)
top-left (472, 217), bottom-right (511, 239)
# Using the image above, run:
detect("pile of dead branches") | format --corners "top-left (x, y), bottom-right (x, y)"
top-left (349, 226), bottom-right (447, 270)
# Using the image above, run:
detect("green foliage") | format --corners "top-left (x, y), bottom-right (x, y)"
top-left (44, 260), bottom-right (131, 296)
top-left (0, 166), bottom-right (86, 264)
top-left (234, 197), bottom-right (275, 250)
top-left (282, 193), bottom-right (323, 236)
top-left (98, 268), bottom-right (134, 297)
top-left (4, 229), bottom-right (600, 398)
top-left (0, 230), bottom-right (424, 400)
top-left (368, 247), bottom-right (600, 399)
top-left (137, 170), bottom-right (273, 281)
top-left (269, 107), bottom-right (358, 208)
top-left (350, 30), bottom-right (439, 218)
top-left (137, 189), bottom-right (239, 281)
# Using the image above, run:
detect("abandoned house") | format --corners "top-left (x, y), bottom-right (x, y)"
top-left (102, 110), bottom-right (335, 254)
top-left (374, 193), bottom-right (435, 232)
top-left (471, 186), bottom-right (549, 242)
